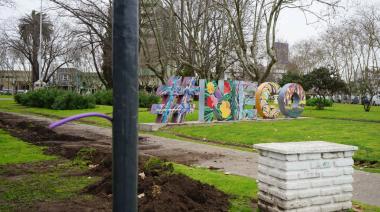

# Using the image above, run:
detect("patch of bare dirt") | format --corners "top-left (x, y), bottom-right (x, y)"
top-left (85, 157), bottom-right (230, 212)
top-left (0, 112), bottom-right (231, 212)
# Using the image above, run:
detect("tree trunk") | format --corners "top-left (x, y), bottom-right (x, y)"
top-left (102, 38), bottom-right (113, 89)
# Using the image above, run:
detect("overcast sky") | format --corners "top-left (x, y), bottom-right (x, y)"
top-left (1, 0), bottom-right (380, 45)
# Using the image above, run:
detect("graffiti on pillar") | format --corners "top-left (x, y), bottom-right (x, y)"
top-left (150, 76), bottom-right (199, 123)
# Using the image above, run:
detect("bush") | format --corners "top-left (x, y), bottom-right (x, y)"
top-left (15, 88), bottom-right (95, 110)
top-left (306, 98), bottom-right (333, 107)
top-left (91, 90), bottom-right (160, 108)
top-left (139, 92), bottom-right (160, 108)
top-left (93, 90), bottom-right (113, 105)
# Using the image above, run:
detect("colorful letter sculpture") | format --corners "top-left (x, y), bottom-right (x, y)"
top-left (238, 81), bottom-right (258, 120)
top-left (203, 80), bottom-right (239, 121)
top-left (199, 80), bottom-right (258, 122)
top-left (151, 76), bottom-right (305, 123)
top-left (278, 83), bottom-right (306, 118)
top-left (151, 76), bottom-right (199, 123)
top-left (255, 82), bottom-right (281, 119)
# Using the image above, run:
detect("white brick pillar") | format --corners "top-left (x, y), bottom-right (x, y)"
top-left (253, 141), bottom-right (358, 212)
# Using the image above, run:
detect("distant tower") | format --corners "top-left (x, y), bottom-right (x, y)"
top-left (274, 42), bottom-right (289, 65)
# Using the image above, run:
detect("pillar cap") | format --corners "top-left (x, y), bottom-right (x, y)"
top-left (254, 141), bottom-right (358, 155)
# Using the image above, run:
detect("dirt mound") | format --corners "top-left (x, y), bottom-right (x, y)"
top-left (1, 120), bottom-right (88, 143)
top-left (0, 112), bottom-right (231, 211)
top-left (85, 160), bottom-right (230, 212)
top-left (139, 174), bottom-right (229, 212)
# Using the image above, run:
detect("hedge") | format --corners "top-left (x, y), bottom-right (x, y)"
top-left (91, 90), bottom-right (160, 108)
top-left (15, 88), bottom-right (95, 110)
top-left (306, 97), bottom-right (333, 107)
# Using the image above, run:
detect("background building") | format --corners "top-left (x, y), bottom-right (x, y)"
top-left (0, 70), bottom-right (31, 93)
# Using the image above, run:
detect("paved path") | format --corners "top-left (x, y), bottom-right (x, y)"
top-left (1, 111), bottom-right (379, 206)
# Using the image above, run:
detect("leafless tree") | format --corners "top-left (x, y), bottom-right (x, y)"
top-left (161, 0), bottom-right (235, 80)
top-left (218, 0), bottom-right (340, 83)
top-left (6, 13), bottom-right (78, 85)
top-left (50, 0), bottom-right (113, 88)
top-left (290, 39), bottom-right (328, 74)
top-left (139, 0), bottom-right (176, 84)
top-left (0, 0), bottom-right (14, 7)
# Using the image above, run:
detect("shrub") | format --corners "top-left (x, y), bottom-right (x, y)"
top-left (91, 90), bottom-right (160, 108)
top-left (139, 92), bottom-right (160, 108)
top-left (306, 98), bottom-right (333, 107)
top-left (15, 88), bottom-right (95, 110)
top-left (93, 89), bottom-right (113, 105)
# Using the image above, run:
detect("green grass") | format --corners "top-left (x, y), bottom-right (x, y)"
top-left (0, 100), bottom-right (198, 126)
top-left (303, 104), bottom-right (380, 122)
top-left (0, 95), bottom-right (13, 98)
top-left (165, 118), bottom-right (380, 163)
top-left (0, 172), bottom-right (97, 206)
top-left (173, 163), bottom-right (258, 211)
top-left (0, 131), bottom-right (99, 210)
top-left (352, 201), bottom-right (380, 212)
top-left (0, 129), bottom-right (56, 165)
top-left (1, 99), bottom-right (380, 163)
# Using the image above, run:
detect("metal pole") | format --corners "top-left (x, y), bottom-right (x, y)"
top-left (112, 0), bottom-right (139, 211)
top-left (38, 0), bottom-right (43, 81)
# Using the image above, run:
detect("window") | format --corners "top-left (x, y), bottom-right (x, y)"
top-left (62, 74), bottom-right (69, 81)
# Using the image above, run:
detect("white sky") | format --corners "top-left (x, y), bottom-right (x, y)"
top-left (1, 0), bottom-right (380, 45)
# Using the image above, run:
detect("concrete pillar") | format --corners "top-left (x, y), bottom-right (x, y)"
top-left (254, 141), bottom-right (358, 212)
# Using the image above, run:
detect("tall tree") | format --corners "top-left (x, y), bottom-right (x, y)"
top-left (219, 0), bottom-right (340, 83)
top-left (50, 0), bottom-right (113, 88)
top-left (305, 67), bottom-right (346, 110)
top-left (7, 11), bottom-right (78, 85)
top-left (12, 10), bottom-right (53, 83)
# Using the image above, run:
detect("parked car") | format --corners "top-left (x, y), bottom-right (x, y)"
top-left (0, 89), bottom-right (13, 95)
top-left (351, 96), bottom-right (360, 104)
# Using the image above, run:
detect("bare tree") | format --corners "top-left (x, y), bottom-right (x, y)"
top-left (6, 12), bottom-right (78, 85)
top-left (290, 39), bottom-right (328, 74)
top-left (0, 0), bottom-right (14, 7)
top-left (50, 0), bottom-right (113, 88)
top-left (219, 0), bottom-right (340, 83)
top-left (162, 0), bottom-right (235, 80)
top-left (139, 0), bottom-right (176, 84)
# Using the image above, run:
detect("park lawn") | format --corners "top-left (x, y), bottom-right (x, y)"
top-left (0, 129), bottom-right (56, 165)
top-left (0, 130), bottom-right (99, 211)
top-left (0, 100), bottom-right (198, 126)
top-left (0, 95), bottom-right (13, 98)
top-left (164, 118), bottom-right (380, 163)
top-left (174, 163), bottom-right (258, 212)
top-left (304, 104), bottom-right (380, 122)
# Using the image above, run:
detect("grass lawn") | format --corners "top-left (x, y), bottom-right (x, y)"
top-left (0, 130), bottom-right (99, 211)
top-left (174, 163), bottom-right (258, 211)
top-left (0, 129), bottom-right (56, 165)
top-left (165, 118), bottom-right (380, 163)
top-left (0, 95), bottom-right (13, 98)
top-left (0, 100), bottom-right (198, 126)
top-left (0, 102), bottom-right (379, 211)
top-left (0, 100), bottom-right (379, 163)
top-left (303, 103), bottom-right (380, 122)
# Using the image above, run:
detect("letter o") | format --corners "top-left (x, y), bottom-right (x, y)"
top-left (278, 83), bottom-right (306, 118)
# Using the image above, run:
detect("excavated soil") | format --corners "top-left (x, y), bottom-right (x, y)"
top-left (0, 112), bottom-right (230, 211)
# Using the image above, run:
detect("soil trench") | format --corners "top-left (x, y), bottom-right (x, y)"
top-left (0, 112), bottom-right (231, 211)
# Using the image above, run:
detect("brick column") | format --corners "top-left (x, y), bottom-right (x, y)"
top-left (254, 141), bottom-right (358, 212)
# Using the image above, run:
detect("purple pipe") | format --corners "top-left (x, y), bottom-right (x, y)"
top-left (49, 112), bottom-right (113, 129)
